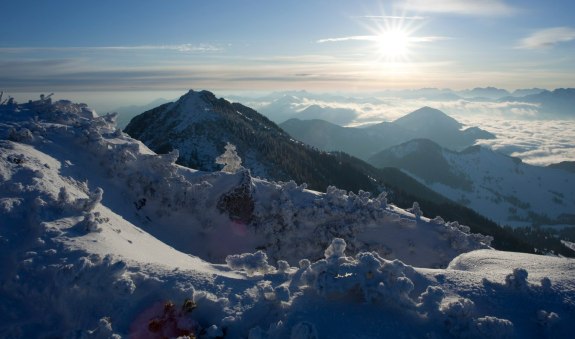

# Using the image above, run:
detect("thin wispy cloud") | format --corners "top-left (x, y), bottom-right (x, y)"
top-left (401, 0), bottom-right (515, 16)
top-left (0, 55), bottom-right (458, 93)
top-left (102, 44), bottom-right (223, 53)
top-left (0, 57), bottom-right (363, 92)
top-left (0, 44), bottom-right (223, 53)
top-left (517, 27), bottom-right (575, 49)
top-left (317, 35), bottom-right (449, 44)
top-left (317, 36), bottom-right (378, 43)
top-left (358, 15), bottom-right (426, 20)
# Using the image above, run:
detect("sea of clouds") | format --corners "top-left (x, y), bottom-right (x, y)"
top-left (255, 95), bottom-right (574, 167)
top-left (455, 116), bottom-right (575, 166)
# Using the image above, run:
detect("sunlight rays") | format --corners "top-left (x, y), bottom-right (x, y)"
top-left (363, 13), bottom-right (423, 64)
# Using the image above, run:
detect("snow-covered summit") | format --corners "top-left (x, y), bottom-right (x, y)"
top-left (1, 96), bottom-right (574, 338)
top-left (124, 89), bottom-right (384, 193)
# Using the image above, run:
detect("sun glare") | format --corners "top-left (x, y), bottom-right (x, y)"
top-left (377, 29), bottom-right (409, 60)
top-left (362, 14), bottom-right (421, 65)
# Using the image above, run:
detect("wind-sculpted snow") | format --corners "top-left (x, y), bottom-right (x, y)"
top-left (251, 181), bottom-right (493, 267)
top-left (1, 97), bottom-right (574, 337)
top-left (229, 239), bottom-right (517, 338)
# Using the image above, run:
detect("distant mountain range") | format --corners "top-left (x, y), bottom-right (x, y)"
top-left (280, 107), bottom-right (495, 160)
top-left (499, 88), bottom-right (575, 117)
top-left (510, 88), bottom-right (546, 97)
top-left (368, 139), bottom-right (575, 228)
top-left (293, 104), bottom-right (358, 125)
top-left (382, 86), bottom-right (545, 100)
top-left (457, 86), bottom-right (513, 100)
top-left (240, 87), bottom-right (572, 125)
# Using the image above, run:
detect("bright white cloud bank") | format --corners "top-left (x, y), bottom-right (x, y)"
top-left (455, 115), bottom-right (575, 166)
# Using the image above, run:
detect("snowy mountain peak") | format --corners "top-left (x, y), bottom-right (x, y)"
top-left (181, 88), bottom-right (218, 103)
top-left (173, 89), bottom-right (222, 119)
top-left (124, 91), bottom-right (385, 193)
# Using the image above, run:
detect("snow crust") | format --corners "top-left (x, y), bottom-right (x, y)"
top-left (1, 97), bottom-right (573, 338)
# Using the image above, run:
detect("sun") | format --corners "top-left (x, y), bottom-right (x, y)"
top-left (361, 14), bottom-right (424, 64)
top-left (376, 29), bottom-right (410, 60)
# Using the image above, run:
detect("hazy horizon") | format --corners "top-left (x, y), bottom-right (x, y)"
top-left (2, 1), bottom-right (574, 94)
top-left (3, 84), bottom-right (569, 114)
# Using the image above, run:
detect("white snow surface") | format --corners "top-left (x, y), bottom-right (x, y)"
top-left (403, 145), bottom-right (575, 228)
top-left (1, 97), bottom-right (574, 338)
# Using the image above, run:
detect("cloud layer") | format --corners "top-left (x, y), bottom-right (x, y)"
top-left (457, 116), bottom-right (575, 166)
top-left (255, 95), bottom-right (575, 166)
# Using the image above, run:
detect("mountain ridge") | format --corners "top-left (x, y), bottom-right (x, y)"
top-left (124, 89), bottom-right (380, 193)
top-left (368, 138), bottom-right (575, 229)
top-left (280, 106), bottom-right (495, 160)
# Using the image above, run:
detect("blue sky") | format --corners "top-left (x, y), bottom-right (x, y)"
top-left (1, 0), bottom-right (574, 100)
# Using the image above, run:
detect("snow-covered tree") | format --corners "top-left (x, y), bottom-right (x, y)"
top-left (410, 201), bottom-right (422, 219)
top-left (215, 142), bottom-right (243, 173)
